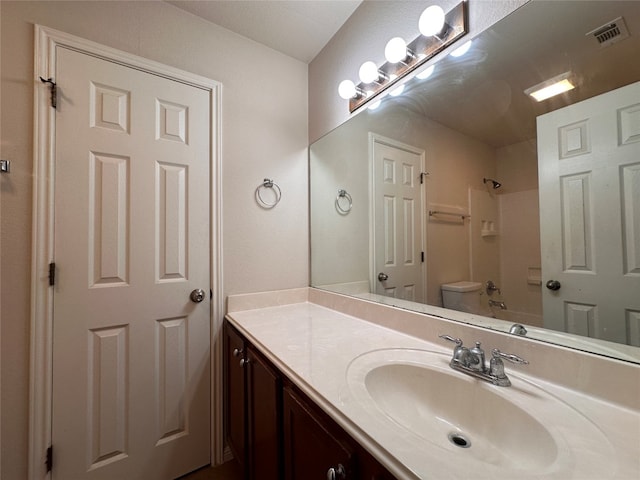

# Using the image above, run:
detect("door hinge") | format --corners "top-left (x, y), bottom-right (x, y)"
top-left (49, 262), bottom-right (56, 286)
top-left (39, 77), bottom-right (57, 109)
top-left (46, 446), bottom-right (53, 472)
top-left (421, 251), bottom-right (425, 263)
top-left (420, 172), bottom-right (429, 184)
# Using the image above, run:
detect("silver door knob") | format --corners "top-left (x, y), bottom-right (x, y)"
top-left (545, 280), bottom-right (561, 291)
top-left (378, 272), bottom-right (389, 281)
top-left (190, 288), bottom-right (206, 303)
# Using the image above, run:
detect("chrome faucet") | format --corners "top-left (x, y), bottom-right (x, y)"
top-left (439, 335), bottom-right (528, 387)
top-left (509, 323), bottom-right (528, 335)
top-left (488, 299), bottom-right (507, 310)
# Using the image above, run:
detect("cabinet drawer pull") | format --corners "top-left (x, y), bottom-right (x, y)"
top-left (240, 358), bottom-right (250, 368)
top-left (233, 348), bottom-right (243, 357)
top-left (327, 464), bottom-right (346, 480)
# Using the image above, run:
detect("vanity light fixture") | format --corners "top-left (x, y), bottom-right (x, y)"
top-left (388, 75), bottom-right (405, 97)
top-left (338, 79), bottom-right (363, 100)
top-left (368, 99), bottom-right (382, 110)
top-left (337, 1), bottom-right (468, 112)
top-left (416, 64), bottom-right (435, 80)
top-left (524, 72), bottom-right (575, 102)
top-left (449, 40), bottom-right (472, 57)
top-left (359, 61), bottom-right (388, 84)
top-left (419, 5), bottom-right (447, 37)
top-left (385, 37), bottom-right (413, 64)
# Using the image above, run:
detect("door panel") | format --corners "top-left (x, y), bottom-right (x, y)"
top-left (538, 81), bottom-right (640, 345)
top-left (53, 46), bottom-right (211, 479)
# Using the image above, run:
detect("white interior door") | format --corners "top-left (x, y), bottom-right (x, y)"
top-left (52, 46), bottom-right (211, 479)
top-left (538, 81), bottom-right (640, 344)
top-left (372, 136), bottom-right (425, 303)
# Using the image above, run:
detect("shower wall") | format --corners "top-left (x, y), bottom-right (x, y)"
top-left (496, 140), bottom-right (543, 326)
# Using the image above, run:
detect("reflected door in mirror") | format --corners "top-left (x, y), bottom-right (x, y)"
top-left (538, 81), bottom-right (640, 345)
top-left (372, 136), bottom-right (425, 303)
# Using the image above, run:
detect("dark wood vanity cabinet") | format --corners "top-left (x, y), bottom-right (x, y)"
top-left (224, 321), bottom-right (280, 480)
top-left (282, 385), bottom-right (355, 479)
top-left (224, 319), bottom-right (396, 480)
top-left (225, 322), bottom-right (246, 470)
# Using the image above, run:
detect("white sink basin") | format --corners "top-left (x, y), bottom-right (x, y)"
top-left (345, 348), bottom-right (615, 479)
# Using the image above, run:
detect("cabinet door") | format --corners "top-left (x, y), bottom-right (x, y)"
top-left (283, 386), bottom-right (355, 480)
top-left (224, 322), bottom-right (246, 474)
top-left (358, 448), bottom-right (397, 480)
top-left (246, 346), bottom-right (281, 480)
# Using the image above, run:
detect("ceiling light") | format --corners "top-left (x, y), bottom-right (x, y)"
top-left (419, 5), bottom-right (446, 36)
top-left (416, 64), bottom-right (435, 80)
top-left (524, 72), bottom-right (575, 102)
top-left (450, 40), bottom-right (472, 57)
top-left (385, 37), bottom-right (409, 63)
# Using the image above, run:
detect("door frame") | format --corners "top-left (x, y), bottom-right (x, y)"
top-left (368, 133), bottom-right (426, 301)
top-left (30, 25), bottom-right (223, 480)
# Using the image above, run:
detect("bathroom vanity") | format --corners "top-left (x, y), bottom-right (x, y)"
top-left (224, 288), bottom-right (640, 479)
top-left (225, 320), bottom-right (394, 479)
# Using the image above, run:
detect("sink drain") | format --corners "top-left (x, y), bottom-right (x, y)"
top-left (448, 432), bottom-right (471, 448)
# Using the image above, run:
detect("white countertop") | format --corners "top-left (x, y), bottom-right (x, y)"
top-left (226, 300), bottom-right (640, 480)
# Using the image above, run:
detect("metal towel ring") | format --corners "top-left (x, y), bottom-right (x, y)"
top-left (255, 178), bottom-right (282, 208)
top-left (335, 189), bottom-right (352, 214)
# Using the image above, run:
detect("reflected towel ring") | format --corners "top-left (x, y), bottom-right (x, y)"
top-left (256, 178), bottom-right (282, 208)
top-left (335, 189), bottom-right (352, 214)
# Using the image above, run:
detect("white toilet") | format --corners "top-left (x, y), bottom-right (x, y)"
top-left (441, 281), bottom-right (486, 314)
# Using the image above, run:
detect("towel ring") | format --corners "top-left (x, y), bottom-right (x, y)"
top-left (335, 189), bottom-right (352, 214)
top-left (256, 178), bottom-right (282, 208)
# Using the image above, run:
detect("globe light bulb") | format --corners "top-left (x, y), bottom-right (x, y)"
top-left (389, 84), bottom-right (405, 97)
top-left (419, 5), bottom-right (446, 36)
top-left (416, 64), bottom-right (435, 80)
top-left (385, 37), bottom-right (408, 64)
top-left (450, 40), bottom-right (472, 58)
top-left (388, 74), bottom-right (404, 97)
top-left (368, 99), bottom-right (382, 110)
top-left (338, 80), bottom-right (357, 99)
top-left (359, 61), bottom-right (380, 84)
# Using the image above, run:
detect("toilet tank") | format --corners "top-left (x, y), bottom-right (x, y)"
top-left (441, 281), bottom-right (483, 313)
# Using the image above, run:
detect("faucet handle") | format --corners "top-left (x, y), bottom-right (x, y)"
top-left (486, 280), bottom-right (501, 296)
top-left (439, 334), bottom-right (465, 359)
top-left (439, 334), bottom-right (463, 347)
top-left (491, 349), bottom-right (529, 365)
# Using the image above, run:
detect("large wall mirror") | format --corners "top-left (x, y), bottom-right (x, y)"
top-left (310, 0), bottom-right (640, 363)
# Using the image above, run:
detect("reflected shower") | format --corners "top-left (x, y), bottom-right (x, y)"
top-left (483, 178), bottom-right (502, 189)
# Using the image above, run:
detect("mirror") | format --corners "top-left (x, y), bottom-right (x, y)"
top-left (310, 0), bottom-right (640, 363)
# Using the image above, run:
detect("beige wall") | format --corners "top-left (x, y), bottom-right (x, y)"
top-left (496, 140), bottom-right (543, 322)
top-left (0, 1), bottom-right (308, 478)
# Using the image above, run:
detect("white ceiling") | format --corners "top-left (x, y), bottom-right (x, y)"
top-left (166, 0), bottom-right (363, 63)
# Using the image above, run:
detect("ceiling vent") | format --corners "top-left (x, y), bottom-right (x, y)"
top-left (586, 16), bottom-right (630, 47)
